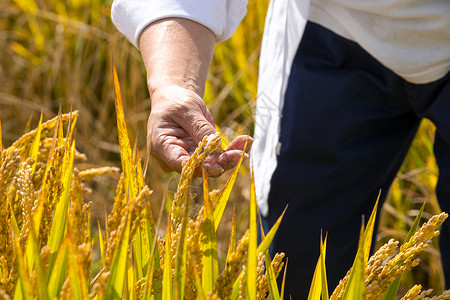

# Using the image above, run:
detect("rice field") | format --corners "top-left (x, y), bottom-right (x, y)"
top-left (0, 73), bottom-right (448, 299)
top-left (0, 100), bottom-right (448, 299)
top-left (0, 0), bottom-right (447, 298)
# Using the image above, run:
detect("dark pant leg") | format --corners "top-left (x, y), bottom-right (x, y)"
top-left (413, 72), bottom-right (450, 288)
top-left (261, 22), bottom-right (421, 299)
top-left (434, 132), bottom-right (450, 289)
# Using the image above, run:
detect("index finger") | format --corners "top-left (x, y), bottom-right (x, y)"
top-left (225, 135), bottom-right (253, 152)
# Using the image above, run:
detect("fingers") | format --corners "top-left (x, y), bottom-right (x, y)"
top-left (225, 135), bottom-right (253, 153)
top-left (150, 133), bottom-right (253, 177)
top-left (148, 131), bottom-right (198, 175)
top-left (201, 135), bottom-right (252, 176)
top-left (217, 150), bottom-right (249, 170)
top-left (147, 85), bottom-right (254, 177)
top-left (154, 147), bottom-right (225, 177)
top-left (151, 137), bottom-right (252, 178)
top-left (199, 160), bottom-right (225, 177)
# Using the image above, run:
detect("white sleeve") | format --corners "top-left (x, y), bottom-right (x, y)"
top-left (111, 0), bottom-right (248, 49)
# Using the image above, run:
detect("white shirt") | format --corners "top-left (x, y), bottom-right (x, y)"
top-left (111, 0), bottom-right (248, 47)
top-left (309, 0), bottom-right (450, 84)
top-left (112, 0), bottom-right (450, 216)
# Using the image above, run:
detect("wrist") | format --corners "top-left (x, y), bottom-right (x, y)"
top-left (147, 78), bottom-right (202, 100)
top-left (149, 85), bottom-right (203, 108)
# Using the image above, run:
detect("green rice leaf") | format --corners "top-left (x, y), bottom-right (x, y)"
top-left (260, 224), bottom-right (280, 300)
top-left (24, 114), bottom-right (34, 133)
top-left (258, 206), bottom-right (287, 255)
top-left (281, 258), bottom-right (288, 300)
top-left (404, 202), bottom-right (426, 243)
top-left (133, 226), bottom-right (144, 280)
top-left (247, 170), bottom-right (257, 300)
top-left (98, 220), bottom-right (106, 268)
top-left (265, 253), bottom-right (281, 300)
top-left (173, 193), bottom-right (189, 299)
top-left (342, 198), bottom-right (379, 300)
top-left (113, 63), bottom-right (138, 200)
top-left (126, 253), bottom-right (136, 300)
top-left (307, 234), bottom-right (328, 300)
top-left (135, 149), bottom-right (156, 278)
top-left (32, 112), bottom-right (61, 236)
top-left (342, 225), bottom-right (366, 300)
top-left (47, 240), bottom-right (69, 299)
top-left (380, 203), bottom-right (426, 300)
top-left (193, 261), bottom-right (206, 300)
top-left (307, 253), bottom-right (324, 299)
top-left (29, 112), bottom-right (42, 173)
top-left (68, 243), bottom-right (83, 300)
top-left (67, 238), bottom-right (85, 300)
top-left (8, 196), bottom-right (20, 238)
top-left (143, 201), bottom-right (163, 300)
top-left (231, 205), bottom-right (287, 299)
top-left (224, 205), bottom-right (237, 270)
top-left (57, 109), bottom-right (65, 147)
top-left (105, 212), bottom-right (131, 299)
top-left (259, 222), bottom-right (282, 300)
top-left (13, 245), bottom-right (34, 300)
top-left (162, 214), bottom-right (172, 300)
top-left (66, 110), bottom-right (78, 146)
top-left (28, 217), bottom-right (49, 300)
top-left (134, 141), bottom-right (145, 191)
top-left (11, 204), bottom-right (34, 300)
top-left (202, 167), bottom-right (219, 294)
top-left (47, 141), bottom-right (75, 253)
top-left (362, 196), bottom-right (379, 262)
top-left (10, 111), bottom-right (75, 151)
top-left (379, 279), bottom-right (400, 300)
top-left (142, 238), bottom-right (157, 300)
top-left (213, 141), bottom-right (247, 231)
top-left (320, 235), bottom-right (329, 300)
top-left (114, 64), bottom-right (155, 282)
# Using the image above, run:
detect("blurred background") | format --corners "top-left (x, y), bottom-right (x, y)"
top-left (0, 0), bottom-right (445, 295)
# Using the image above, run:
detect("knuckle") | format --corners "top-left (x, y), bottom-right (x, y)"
top-left (192, 121), bottom-right (210, 138)
top-left (168, 101), bottom-right (186, 113)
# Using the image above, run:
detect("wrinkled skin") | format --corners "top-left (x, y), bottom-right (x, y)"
top-left (148, 85), bottom-right (252, 177)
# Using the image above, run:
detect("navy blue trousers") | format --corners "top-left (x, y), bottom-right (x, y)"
top-left (261, 21), bottom-right (450, 299)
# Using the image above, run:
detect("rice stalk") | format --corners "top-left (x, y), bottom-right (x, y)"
top-left (330, 212), bottom-right (448, 300)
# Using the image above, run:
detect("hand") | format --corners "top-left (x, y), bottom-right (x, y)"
top-left (147, 85), bottom-right (252, 177)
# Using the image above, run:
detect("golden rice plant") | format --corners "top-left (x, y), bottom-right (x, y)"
top-left (1, 102), bottom-right (448, 299)
top-left (308, 199), bottom-right (449, 300)
top-left (1, 63), bottom-right (449, 300)
top-left (0, 66), bottom-right (288, 300)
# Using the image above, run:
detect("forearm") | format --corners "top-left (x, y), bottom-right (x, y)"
top-left (139, 18), bottom-right (215, 100)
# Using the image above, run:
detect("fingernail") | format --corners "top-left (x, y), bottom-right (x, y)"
top-left (208, 166), bottom-right (224, 177)
top-left (204, 162), bottom-right (224, 176)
